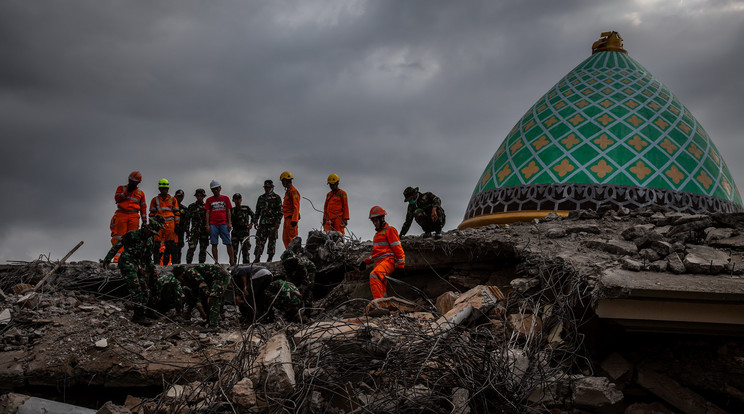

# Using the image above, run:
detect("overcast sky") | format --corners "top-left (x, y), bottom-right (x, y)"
top-left (1, 0), bottom-right (743, 263)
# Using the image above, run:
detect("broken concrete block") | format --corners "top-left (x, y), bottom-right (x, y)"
top-left (255, 333), bottom-right (295, 392)
top-left (683, 245), bottom-right (730, 274)
top-left (16, 292), bottom-right (40, 309)
top-left (498, 348), bottom-right (530, 387)
top-left (507, 313), bottom-right (543, 340)
top-left (10, 283), bottom-right (34, 295)
top-left (545, 227), bottom-right (567, 239)
top-left (431, 302), bottom-right (472, 334)
top-left (649, 260), bottom-right (667, 272)
top-left (435, 291), bottom-right (459, 315)
top-left (123, 395), bottom-right (143, 413)
top-left (639, 248), bottom-right (661, 262)
top-left (96, 401), bottom-right (131, 414)
top-left (637, 367), bottom-right (727, 414)
top-left (0, 309), bottom-right (11, 325)
top-left (571, 376), bottom-right (623, 407)
top-left (583, 239), bottom-right (638, 256)
top-left (510, 278), bottom-right (539, 294)
top-left (667, 253), bottom-right (686, 274)
top-left (705, 227), bottom-right (736, 243)
top-left (454, 285), bottom-right (504, 311)
top-left (95, 338), bottom-right (108, 348)
top-left (164, 384), bottom-right (184, 400)
top-left (451, 387), bottom-right (470, 414)
top-left (294, 320), bottom-right (369, 347)
top-left (621, 258), bottom-right (642, 271)
top-left (231, 377), bottom-right (256, 408)
top-left (600, 353), bottom-right (632, 381)
top-left (365, 296), bottom-right (422, 316)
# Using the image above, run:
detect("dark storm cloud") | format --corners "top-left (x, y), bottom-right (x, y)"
top-left (1, 0), bottom-right (742, 262)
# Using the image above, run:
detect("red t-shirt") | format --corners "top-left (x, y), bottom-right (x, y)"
top-left (206, 195), bottom-right (232, 225)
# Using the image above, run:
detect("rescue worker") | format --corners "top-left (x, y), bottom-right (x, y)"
top-left (186, 189), bottom-right (209, 264)
top-left (400, 187), bottom-right (446, 239)
top-left (155, 271), bottom-right (184, 315)
top-left (149, 179), bottom-right (180, 265)
top-left (205, 180), bottom-right (235, 266)
top-left (231, 193), bottom-right (255, 264)
top-left (231, 264), bottom-right (274, 321)
top-left (359, 206), bottom-right (405, 299)
top-left (323, 173), bottom-right (350, 234)
top-left (103, 216), bottom-right (165, 326)
top-left (110, 171), bottom-right (147, 262)
top-left (280, 171), bottom-right (301, 249)
top-left (173, 189), bottom-right (188, 264)
top-left (280, 237), bottom-right (316, 305)
top-left (253, 180), bottom-right (283, 263)
top-left (178, 264), bottom-right (231, 328)
top-left (264, 279), bottom-right (303, 322)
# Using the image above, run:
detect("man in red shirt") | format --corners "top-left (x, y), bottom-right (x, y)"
top-left (205, 180), bottom-right (235, 266)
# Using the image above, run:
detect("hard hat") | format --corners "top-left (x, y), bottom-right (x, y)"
top-left (149, 215), bottom-right (165, 231)
top-left (369, 206), bottom-right (387, 219)
top-left (158, 178), bottom-right (170, 188)
top-left (404, 186), bottom-right (419, 202)
top-left (263, 180), bottom-right (274, 188)
top-left (327, 173), bottom-right (340, 184)
top-left (280, 171), bottom-right (293, 181)
top-left (194, 188), bottom-right (206, 196)
top-left (210, 180), bottom-right (221, 189)
top-left (175, 189), bottom-right (184, 196)
top-left (128, 171), bottom-right (142, 183)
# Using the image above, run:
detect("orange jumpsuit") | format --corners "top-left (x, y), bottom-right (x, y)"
top-left (149, 194), bottom-right (180, 243)
top-left (364, 223), bottom-right (405, 299)
top-left (282, 185), bottom-right (301, 248)
top-left (323, 189), bottom-right (349, 234)
top-left (111, 186), bottom-right (147, 261)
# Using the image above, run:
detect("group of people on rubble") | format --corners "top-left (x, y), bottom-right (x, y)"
top-left (104, 170), bottom-right (446, 327)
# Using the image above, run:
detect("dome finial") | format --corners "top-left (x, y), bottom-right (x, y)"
top-left (591, 31), bottom-right (627, 54)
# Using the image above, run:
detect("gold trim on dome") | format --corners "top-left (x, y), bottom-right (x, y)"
top-left (592, 31), bottom-right (628, 54)
top-left (458, 210), bottom-right (571, 229)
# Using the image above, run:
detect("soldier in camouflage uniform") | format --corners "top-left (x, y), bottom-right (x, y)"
top-left (103, 216), bottom-right (165, 326)
top-left (231, 193), bottom-right (255, 264)
top-left (280, 237), bottom-right (316, 305)
top-left (173, 189), bottom-right (188, 264)
top-left (155, 272), bottom-right (184, 314)
top-left (186, 188), bottom-right (209, 264)
top-left (178, 264), bottom-right (231, 328)
top-left (253, 180), bottom-right (283, 263)
top-left (264, 279), bottom-right (302, 321)
top-left (400, 186), bottom-right (446, 239)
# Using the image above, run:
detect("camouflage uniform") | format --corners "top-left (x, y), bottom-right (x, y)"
top-left (104, 228), bottom-right (159, 313)
top-left (231, 205), bottom-right (255, 264)
top-left (181, 264), bottom-right (231, 327)
top-left (155, 273), bottom-right (184, 313)
top-left (280, 240), bottom-right (316, 305)
top-left (173, 200), bottom-right (189, 264)
top-left (401, 190), bottom-right (446, 237)
top-left (186, 200), bottom-right (209, 263)
top-left (264, 279), bottom-right (302, 320)
top-left (253, 190), bottom-right (283, 262)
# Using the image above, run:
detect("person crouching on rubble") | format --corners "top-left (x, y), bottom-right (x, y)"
top-left (231, 264), bottom-right (274, 322)
top-left (264, 279), bottom-right (303, 322)
top-left (103, 215), bottom-right (165, 326)
top-left (280, 237), bottom-right (316, 305)
top-left (176, 264), bottom-right (231, 330)
top-left (358, 206), bottom-right (405, 299)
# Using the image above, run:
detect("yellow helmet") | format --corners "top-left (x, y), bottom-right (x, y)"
top-left (280, 171), bottom-right (293, 181)
top-left (327, 173), bottom-right (339, 184)
top-left (158, 178), bottom-right (170, 188)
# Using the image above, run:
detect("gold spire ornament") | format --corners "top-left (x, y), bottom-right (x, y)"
top-left (591, 31), bottom-right (627, 54)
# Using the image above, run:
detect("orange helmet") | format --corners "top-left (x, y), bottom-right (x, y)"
top-left (369, 206), bottom-right (387, 219)
top-left (128, 171), bottom-right (142, 183)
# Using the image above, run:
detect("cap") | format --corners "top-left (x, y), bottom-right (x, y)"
top-left (264, 180), bottom-right (274, 188)
top-left (194, 188), bottom-right (206, 196)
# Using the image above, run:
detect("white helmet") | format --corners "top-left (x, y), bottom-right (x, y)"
top-left (210, 180), bottom-right (221, 189)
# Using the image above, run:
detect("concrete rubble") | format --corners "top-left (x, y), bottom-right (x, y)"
top-left (0, 208), bottom-right (743, 412)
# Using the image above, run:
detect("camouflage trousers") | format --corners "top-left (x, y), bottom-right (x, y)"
top-left (119, 260), bottom-right (157, 310)
top-left (187, 236), bottom-right (209, 264)
top-left (206, 272), bottom-right (230, 327)
top-left (287, 256), bottom-right (316, 304)
top-left (231, 231), bottom-right (252, 264)
top-left (264, 280), bottom-right (302, 320)
top-left (414, 206), bottom-right (446, 233)
top-left (254, 225), bottom-right (279, 261)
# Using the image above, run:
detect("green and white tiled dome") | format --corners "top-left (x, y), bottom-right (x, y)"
top-left (460, 32), bottom-right (742, 228)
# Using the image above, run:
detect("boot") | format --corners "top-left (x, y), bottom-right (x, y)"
top-left (267, 255), bottom-right (273, 262)
top-left (434, 232), bottom-right (442, 240)
top-left (253, 257), bottom-right (260, 263)
top-left (423, 231), bottom-right (432, 238)
top-left (131, 309), bottom-right (152, 326)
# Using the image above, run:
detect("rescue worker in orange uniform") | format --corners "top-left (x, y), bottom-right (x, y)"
top-left (149, 178), bottom-right (180, 265)
top-left (111, 171), bottom-right (148, 262)
top-left (323, 173), bottom-right (349, 234)
top-left (358, 206), bottom-right (405, 299)
top-left (281, 171), bottom-right (301, 248)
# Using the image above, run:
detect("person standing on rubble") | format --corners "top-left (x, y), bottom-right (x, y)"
top-left (280, 171), bottom-right (301, 249)
top-left (231, 193), bottom-right (255, 264)
top-left (110, 171), bottom-right (148, 262)
top-left (186, 188), bottom-right (209, 264)
top-left (253, 180), bottom-right (283, 263)
top-left (359, 206), bottom-right (405, 299)
top-left (400, 186), bottom-right (446, 239)
top-left (280, 237), bottom-right (316, 305)
top-left (149, 179), bottom-right (180, 265)
top-left (173, 189), bottom-right (188, 264)
top-left (205, 180), bottom-right (235, 266)
top-left (103, 216), bottom-right (165, 326)
top-left (323, 173), bottom-right (350, 235)
top-left (177, 264), bottom-right (231, 329)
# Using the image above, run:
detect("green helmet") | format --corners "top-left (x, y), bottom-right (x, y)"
top-left (404, 186), bottom-right (419, 202)
top-left (149, 215), bottom-right (165, 231)
top-left (158, 178), bottom-right (170, 188)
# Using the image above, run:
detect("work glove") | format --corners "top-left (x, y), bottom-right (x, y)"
top-left (358, 261), bottom-right (367, 271)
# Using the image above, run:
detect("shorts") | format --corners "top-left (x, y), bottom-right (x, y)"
top-left (210, 224), bottom-right (232, 245)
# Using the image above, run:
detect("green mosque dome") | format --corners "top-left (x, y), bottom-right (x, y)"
top-left (460, 32), bottom-right (743, 228)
